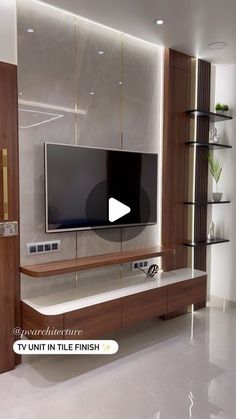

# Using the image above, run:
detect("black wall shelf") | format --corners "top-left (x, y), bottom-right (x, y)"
top-left (184, 201), bottom-right (230, 206)
top-left (185, 141), bottom-right (232, 149)
top-left (184, 238), bottom-right (230, 247)
top-left (187, 110), bottom-right (233, 122)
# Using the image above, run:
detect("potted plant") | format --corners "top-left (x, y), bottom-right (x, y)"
top-left (222, 104), bottom-right (230, 116)
top-left (215, 102), bottom-right (224, 114)
top-left (215, 102), bottom-right (230, 116)
top-left (208, 152), bottom-right (223, 202)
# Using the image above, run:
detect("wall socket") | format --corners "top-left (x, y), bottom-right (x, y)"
top-left (27, 240), bottom-right (60, 255)
top-left (132, 260), bottom-right (149, 271)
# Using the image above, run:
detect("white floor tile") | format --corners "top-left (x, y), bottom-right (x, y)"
top-left (0, 306), bottom-right (236, 418)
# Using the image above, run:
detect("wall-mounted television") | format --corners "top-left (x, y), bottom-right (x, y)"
top-left (45, 143), bottom-right (157, 233)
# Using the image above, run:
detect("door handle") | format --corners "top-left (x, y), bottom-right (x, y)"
top-left (2, 148), bottom-right (9, 221)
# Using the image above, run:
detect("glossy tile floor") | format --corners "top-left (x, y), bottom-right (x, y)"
top-left (0, 304), bottom-right (236, 419)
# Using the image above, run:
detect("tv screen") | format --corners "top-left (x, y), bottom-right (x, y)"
top-left (45, 143), bottom-right (157, 232)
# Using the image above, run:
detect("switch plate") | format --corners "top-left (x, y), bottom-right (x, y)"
top-left (132, 260), bottom-right (149, 271)
top-left (27, 240), bottom-right (60, 255)
top-left (0, 221), bottom-right (18, 237)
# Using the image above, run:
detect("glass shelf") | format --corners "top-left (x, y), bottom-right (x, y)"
top-left (184, 201), bottom-right (230, 205)
top-left (183, 238), bottom-right (230, 247)
top-left (187, 109), bottom-right (233, 122)
top-left (185, 141), bottom-right (232, 149)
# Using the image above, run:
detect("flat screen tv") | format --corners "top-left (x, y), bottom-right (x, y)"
top-left (45, 143), bottom-right (157, 233)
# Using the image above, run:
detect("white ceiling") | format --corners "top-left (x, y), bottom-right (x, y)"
top-left (39, 0), bottom-right (236, 64)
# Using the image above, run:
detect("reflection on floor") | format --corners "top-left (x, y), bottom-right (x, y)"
top-left (0, 304), bottom-right (236, 418)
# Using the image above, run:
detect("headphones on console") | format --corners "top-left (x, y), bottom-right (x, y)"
top-left (138, 264), bottom-right (159, 278)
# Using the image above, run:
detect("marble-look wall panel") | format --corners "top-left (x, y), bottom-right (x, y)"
top-left (76, 229), bottom-right (122, 282)
top-left (17, 0), bottom-right (76, 108)
top-left (121, 225), bottom-right (160, 276)
top-left (77, 229), bottom-right (121, 258)
top-left (21, 273), bottom-right (77, 300)
top-left (75, 265), bottom-right (122, 286)
top-left (19, 112), bottom-right (77, 266)
top-left (121, 39), bottom-right (161, 258)
top-left (21, 268), bottom-right (123, 302)
top-left (18, 0), bottom-right (77, 265)
top-left (17, 0), bottom-right (163, 293)
top-left (75, 19), bottom-right (122, 264)
top-left (122, 36), bottom-right (161, 153)
top-left (76, 19), bottom-right (122, 149)
top-left (122, 225), bottom-right (158, 250)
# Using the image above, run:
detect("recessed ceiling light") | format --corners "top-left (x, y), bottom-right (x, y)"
top-left (27, 28), bottom-right (34, 33)
top-left (118, 81), bottom-right (123, 85)
top-left (98, 50), bottom-right (104, 55)
top-left (156, 19), bottom-right (164, 25)
top-left (90, 92), bottom-right (95, 95)
top-left (208, 42), bottom-right (228, 50)
top-left (18, 92), bottom-right (23, 95)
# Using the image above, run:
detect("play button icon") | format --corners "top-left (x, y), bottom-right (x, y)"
top-left (109, 198), bottom-right (131, 222)
top-left (86, 181), bottom-right (149, 241)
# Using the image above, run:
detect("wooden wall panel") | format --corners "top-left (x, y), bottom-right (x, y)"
top-left (194, 60), bottom-right (211, 271)
top-left (197, 60), bottom-right (211, 111)
top-left (162, 49), bottom-right (191, 271)
top-left (0, 62), bottom-right (20, 373)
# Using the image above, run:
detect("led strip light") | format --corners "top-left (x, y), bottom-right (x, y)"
top-left (32, 0), bottom-right (163, 49)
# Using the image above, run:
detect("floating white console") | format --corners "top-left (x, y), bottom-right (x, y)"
top-left (22, 268), bottom-right (206, 316)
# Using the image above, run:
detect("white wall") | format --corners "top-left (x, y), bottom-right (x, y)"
top-left (210, 64), bottom-right (236, 302)
top-left (0, 0), bottom-right (17, 64)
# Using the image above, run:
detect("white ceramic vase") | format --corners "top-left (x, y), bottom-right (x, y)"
top-left (213, 192), bottom-right (223, 202)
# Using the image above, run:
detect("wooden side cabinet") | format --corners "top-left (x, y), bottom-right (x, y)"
top-left (0, 62), bottom-right (19, 373)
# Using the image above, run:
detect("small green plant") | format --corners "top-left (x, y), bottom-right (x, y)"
top-left (215, 102), bottom-right (223, 111)
top-left (215, 102), bottom-right (229, 112)
top-left (208, 152), bottom-right (223, 191)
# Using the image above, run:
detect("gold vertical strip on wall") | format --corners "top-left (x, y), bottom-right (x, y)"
top-left (187, 58), bottom-right (198, 268)
top-left (74, 15), bottom-right (79, 147)
top-left (121, 33), bottom-right (124, 151)
top-left (2, 149), bottom-right (9, 221)
top-left (74, 16), bottom-right (79, 263)
top-left (120, 33), bottom-right (124, 256)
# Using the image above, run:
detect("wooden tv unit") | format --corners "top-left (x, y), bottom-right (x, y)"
top-left (20, 247), bottom-right (207, 340)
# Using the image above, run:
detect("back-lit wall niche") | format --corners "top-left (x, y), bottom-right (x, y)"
top-left (17, 0), bottom-right (163, 284)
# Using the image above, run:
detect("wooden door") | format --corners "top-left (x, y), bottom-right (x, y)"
top-left (0, 61), bottom-right (20, 373)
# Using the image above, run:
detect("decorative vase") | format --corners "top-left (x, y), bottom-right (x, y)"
top-left (208, 220), bottom-right (215, 240)
top-left (209, 127), bottom-right (221, 143)
top-left (213, 134), bottom-right (220, 143)
top-left (213, 192), bottom-right (223, 202)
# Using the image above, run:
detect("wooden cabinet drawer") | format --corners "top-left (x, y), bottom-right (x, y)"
top-left (167, 276), bottom-right (207, 312)
top-left (122, 287), bottom-right (168, 327)
top-left (64, 299), bottom-right (122, 339)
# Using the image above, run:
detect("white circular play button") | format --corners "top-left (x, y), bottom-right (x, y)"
top-left (108, 198), bottom-right (131, 223)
